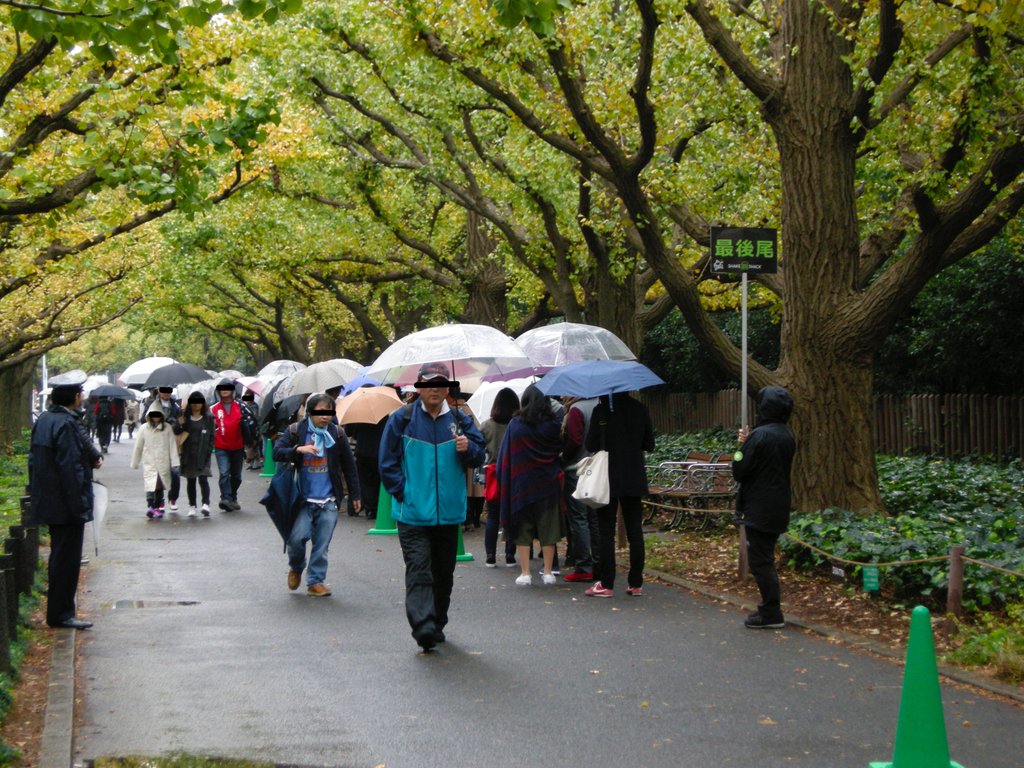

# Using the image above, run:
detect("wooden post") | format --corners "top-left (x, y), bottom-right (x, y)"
top-left (946, 545), bottom-right (965, 628)
top-left (737, 524), bottom-right (750, 582)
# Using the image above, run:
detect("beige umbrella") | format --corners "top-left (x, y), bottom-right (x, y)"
top-left (335, 386), bottom-right (402, 425)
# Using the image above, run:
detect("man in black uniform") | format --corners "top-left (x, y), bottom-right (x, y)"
top-left (30, 370), bottom-right (103, 629)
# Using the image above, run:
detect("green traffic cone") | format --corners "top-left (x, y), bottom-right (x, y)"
top-left (368, 483), bottom-right (397, 535)
top-left (259, 438), bottom-right (275, 477)
top-left (456, 522), bottom-right (474, 562)
top-left (870, 606), bottom-right (964, 768)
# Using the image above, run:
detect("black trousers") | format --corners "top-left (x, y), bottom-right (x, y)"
top-left (356, 455), bottom-right (380, 518)
top-left (745, 526), bottom-right (783, 619)
top-left (595, 496), bottom-right (645, 590)
top-left (96, 420), bottom-right (113, 449)
top-left (46, 522), bottom-right (85, 625)
top-left (396, 522), bottom-right (458, 642)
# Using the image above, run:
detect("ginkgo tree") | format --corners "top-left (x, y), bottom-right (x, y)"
top-left (0, 0), bottom-right (296, 442)
top-left (393, 0), bottom-right (1024, 513)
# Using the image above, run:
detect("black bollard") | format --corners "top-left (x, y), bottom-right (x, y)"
top-left (20, 495), bottom-right (31, 526)
top-left (0, 555), bottom-right (17, 639)
top-left (7, 527), bottom-right (34, 597)
top-left (0, 575), bottom-right (10, 673)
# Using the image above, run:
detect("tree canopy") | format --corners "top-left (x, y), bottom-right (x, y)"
top-left (11, 0), bottom-right (1024, 512)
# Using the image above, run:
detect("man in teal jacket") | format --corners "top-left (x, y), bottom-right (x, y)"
top-left (379, 362), bottom-right (485, 651)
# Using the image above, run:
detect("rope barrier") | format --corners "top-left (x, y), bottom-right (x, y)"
top-left (645, 489), bottom-right (1022, 580)
top-left (780, 533), bottom-right (951, 568)
top-left (643, 499), bottom-right (732, 515)
top-left (961, 556), bottom-right (1024, 579)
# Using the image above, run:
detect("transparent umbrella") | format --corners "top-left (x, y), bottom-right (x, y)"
top-left (366, 323), bottom-right (535, 392)
top-left (466, 377), bottom-right (536, 421)
top-left (516, 322), bottom-right (636, 373)
top-left (278, 358), bottom-right (363, 398)
top-left (257, 360), bottom-right (307, 379)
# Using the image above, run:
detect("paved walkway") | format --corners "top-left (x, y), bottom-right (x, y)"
top-left (51, 436), bottom-right (1022, 767)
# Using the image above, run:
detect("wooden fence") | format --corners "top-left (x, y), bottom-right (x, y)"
top-left (639, 389), bottom-right (1024, 460)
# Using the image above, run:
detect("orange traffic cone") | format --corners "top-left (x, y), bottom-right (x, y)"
top-left (870, 605), bottom-right (964, 768)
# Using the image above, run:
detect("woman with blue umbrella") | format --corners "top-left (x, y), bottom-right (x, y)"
top-left (583, 391), bottom-right (655, 598)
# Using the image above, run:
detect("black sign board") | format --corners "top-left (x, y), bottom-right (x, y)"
top-left (710, 227), bottom-right (778, 275)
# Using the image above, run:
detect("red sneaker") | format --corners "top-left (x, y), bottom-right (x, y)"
top-left (585, 582), bottom-right (614, 598)
top-left (563, 571), bottom-right (595, 582)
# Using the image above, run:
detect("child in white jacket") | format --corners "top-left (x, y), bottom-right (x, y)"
top-left (131, 402), bottom-right (180, 519)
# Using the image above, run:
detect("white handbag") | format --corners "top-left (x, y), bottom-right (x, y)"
top-left (572, 449), bottom-right (610, 508)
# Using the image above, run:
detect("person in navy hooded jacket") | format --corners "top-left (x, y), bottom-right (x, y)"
top-left (732, 386), bottom-right (796, 629)
top-left (379, 362), bottom-right (485, 651)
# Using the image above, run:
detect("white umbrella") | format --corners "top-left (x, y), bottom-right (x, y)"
top-left (466, 377), bottom-right (536, 421)
top-left (278, 358), bottom-right (363, 398)
top-left (366, 323), bottom-right (535, 391)
top-left (120, 356), bottom-right (176, 388)
top-left (257, 359), bottom-right (307, 379)
top-left (516, 322), bottom-right (636, 373)
top-left (90, 481), bottom-right (108, 555)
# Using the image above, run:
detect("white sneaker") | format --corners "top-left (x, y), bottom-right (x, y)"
top-left (169, 501), bottom-right (178, 511)
top-left (201, 504), bottom-right (210, 517)
top-left (541, 573), bottom-right (557, 586)
top-left (515, 574), bottom-right (532, 587)
top-left (187, 506), bottom-right (197, 518)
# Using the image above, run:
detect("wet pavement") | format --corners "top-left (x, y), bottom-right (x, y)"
top-left (63, 436), bottom-right (1023, 767)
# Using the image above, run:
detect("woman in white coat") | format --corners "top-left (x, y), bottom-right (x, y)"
top-left (131, 402), bottom-right (180, 519)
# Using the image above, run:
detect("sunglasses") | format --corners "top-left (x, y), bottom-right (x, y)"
top-left (308, 409), bottom-right (335, 417)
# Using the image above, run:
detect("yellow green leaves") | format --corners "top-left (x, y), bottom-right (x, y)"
top-left (491, 0), bottom-right (572, 36)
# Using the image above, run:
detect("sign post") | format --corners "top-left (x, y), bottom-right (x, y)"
top-left (709, 226), bottom-right (778, 428)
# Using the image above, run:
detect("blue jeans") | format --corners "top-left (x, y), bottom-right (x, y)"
top-left (215, 448), bottom-right (244, 502)
top-left (288, 500), bottom-right (340, 586)
top-left (563, 469), bottom-right (598, 572)
top-left (483, 499), bottom-right (515, 561)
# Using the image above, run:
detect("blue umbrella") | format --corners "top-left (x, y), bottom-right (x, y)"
top-left (340, 372), bottom-right (382, 395)
top-left (534, 360), bottom-right (664, 399)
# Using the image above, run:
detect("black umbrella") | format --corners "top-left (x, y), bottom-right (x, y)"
top-left (90, 384), bottom-right (138, 399)
top-left (142, 363), bottom-right (213, 390)
top-left (259, 464), bottom-right (300, 551)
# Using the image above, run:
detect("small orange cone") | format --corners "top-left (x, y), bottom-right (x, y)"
top-left (870, 605), bottom-right (964, 768)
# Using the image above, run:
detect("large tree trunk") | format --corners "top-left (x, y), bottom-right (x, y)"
top-left (462, 212), bottom-right (508, 329)
top-left (786, 349), bottom-right (883, 512)
top-left (0, 359), bottom-right (36, 451)
top-left (769, 0), bottom-right (884, 513)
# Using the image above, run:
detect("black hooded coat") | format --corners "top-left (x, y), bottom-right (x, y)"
top-left (732, 386), bottom-right (796, 535)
